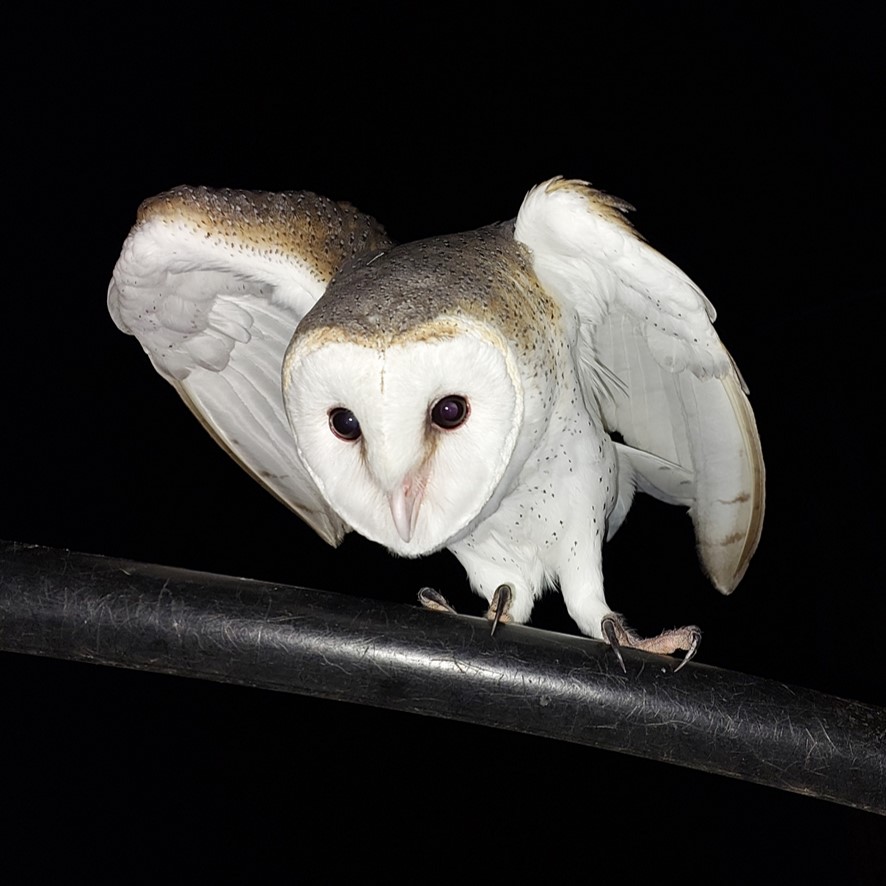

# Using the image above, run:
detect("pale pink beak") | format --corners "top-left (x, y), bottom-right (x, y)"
top-left (389, 469), bottom-right (428, 543)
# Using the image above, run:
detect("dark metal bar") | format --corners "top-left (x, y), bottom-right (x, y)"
top-left (1, 540), bottom-right (883, 814)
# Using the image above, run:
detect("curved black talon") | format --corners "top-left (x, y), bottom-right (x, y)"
top-left (601, 614), bottom-right (627, 673)
top-left (418, 587), bottom-right (457, 615)
top-left (673, 627), bottom-right (702, 673)
top-left (489, 584), bottom-right (512, 637)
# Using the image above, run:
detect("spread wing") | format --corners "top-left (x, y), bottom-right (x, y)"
top-left (514, 177), bottom-right (764, 593)
top-left (108, 185), bottom-right (392, 545)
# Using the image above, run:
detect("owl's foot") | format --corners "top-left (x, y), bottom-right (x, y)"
top-left (601, 613), bottom-right (701, 673)
top-left (486, 584), bottom-right (513, 636)
top-left (419, 586), bottom-right (513, 637)
top-left (418, 587), bottom-right (458, 615)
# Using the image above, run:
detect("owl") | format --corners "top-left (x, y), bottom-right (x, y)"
top-left (108, 178), bottom-right (764, 669)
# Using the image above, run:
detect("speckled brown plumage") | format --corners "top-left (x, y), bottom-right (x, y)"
top-left (296, 223), bottom-right (562, 358)
top-left (138, 185), bottom-right (392, 283)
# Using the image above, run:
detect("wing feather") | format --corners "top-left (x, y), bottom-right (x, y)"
top-left (514, 177), bottom-right (764, 592)
top-left (108, 185), bottom-right (392, 545)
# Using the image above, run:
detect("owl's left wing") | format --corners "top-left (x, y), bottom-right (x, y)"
top-left (514, 177), bottom-right (764, 593)
top-left (109, 185), bottom-right (392, 545)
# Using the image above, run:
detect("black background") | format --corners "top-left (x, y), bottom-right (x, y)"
top-left (4, 5), bottom-right (884, 881)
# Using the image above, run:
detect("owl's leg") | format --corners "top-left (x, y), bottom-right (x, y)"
top-left (559, 556), bottom-right (700, 671)
top-left (448, 537), bottom-right (541, 631)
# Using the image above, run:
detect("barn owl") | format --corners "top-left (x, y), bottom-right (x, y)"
top-left (108, 178), bottom-right (764, 669)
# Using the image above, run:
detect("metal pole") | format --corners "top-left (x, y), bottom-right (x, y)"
top-left (1, 540), bottom-right (883, 814)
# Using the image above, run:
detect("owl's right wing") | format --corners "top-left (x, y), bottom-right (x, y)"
top-left (514, 177), bottom-right (764, 594)
top-left (109, 185), bottom-right (392, 546)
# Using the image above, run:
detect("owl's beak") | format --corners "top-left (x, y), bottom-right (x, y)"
top-left (389, 470), bottom-right (428, 543)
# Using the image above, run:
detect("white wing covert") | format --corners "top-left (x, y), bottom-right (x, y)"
top-left (108, 185), bottom-right (392, 545)
top-left (514, 177), bottom-right (764, 593)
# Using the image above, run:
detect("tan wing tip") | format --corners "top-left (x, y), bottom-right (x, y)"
top-left (696, 380), bottom-right (766, 595)
top-left (697, 497), bottom-right (765, 598)
top-left (698, 506), bottom-right (764, 595)
top-left (529, 176), bottom-right (638, 235)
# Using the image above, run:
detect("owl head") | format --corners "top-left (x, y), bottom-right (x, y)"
top-left (283, 238), bottom-right (524, 556)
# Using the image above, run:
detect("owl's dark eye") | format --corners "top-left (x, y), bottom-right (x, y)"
top-left (431, 395), bottom-right (469, 430)
top-left (329, 407), bottom-right (361, 441)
